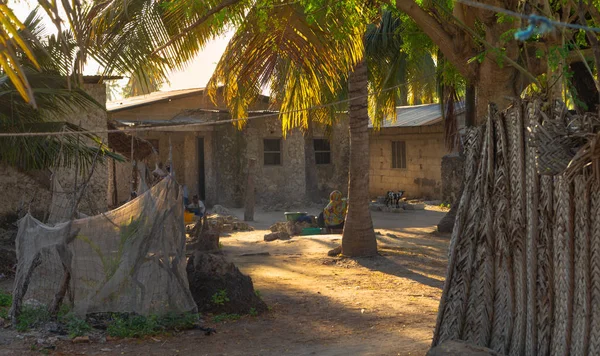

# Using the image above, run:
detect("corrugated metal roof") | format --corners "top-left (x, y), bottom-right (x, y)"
top-left (113, 109), bottom-right (279, 127)
top-left (370, 102), bottom-right (465, 128)
top-left (107, 88), bottom-right (206, 112)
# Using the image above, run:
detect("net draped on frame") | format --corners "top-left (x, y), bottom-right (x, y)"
top-left (11, 176), bottom-right (196, 316)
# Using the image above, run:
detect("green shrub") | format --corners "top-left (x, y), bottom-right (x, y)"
top-left (211, 290), bottom-right (230, 306)
top-left (249, 308), bottom-right (258, 317)
top-left (0, 291), bottom-right (11, 307)
top-left (16, 306), bottom-right (51, 332)
top-left (60, 313), bottom-right (92, 338)
top-left (0, 291), bottom-right (11, 320)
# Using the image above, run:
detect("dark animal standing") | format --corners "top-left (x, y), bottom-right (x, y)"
top-left (385, 191), bottom-right (404, 208)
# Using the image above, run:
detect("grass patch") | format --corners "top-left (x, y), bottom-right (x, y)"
top-left (15, 306), bottom-right (51, 332)
top-left (107, 312), bottom-right (199, 338)
top-left (60, 313), bottom-right (92, 338)
top-left (0, 290), bottom-right (11, 320)
top-left (212, 313), bottom-right (240, 323)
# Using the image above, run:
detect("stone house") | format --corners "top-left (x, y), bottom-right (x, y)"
top-left (0, 77), bottom-right (113, 218)
top-left (368, 103), bottom-right (464, 200)
top-left (107, 88), bottom-right (349, 208)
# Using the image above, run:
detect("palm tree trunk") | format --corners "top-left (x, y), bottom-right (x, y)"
top-left (341, 58), bottom-right (377, 257)
top-left (304, 120), bottom-right (320, 202)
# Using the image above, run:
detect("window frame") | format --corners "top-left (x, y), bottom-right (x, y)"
top-left (313, 138), bottom-right (331, 165)
top-left (391, 141), bottom-right (407, 169)
top-left (263, 138), bottom-right (282, 166)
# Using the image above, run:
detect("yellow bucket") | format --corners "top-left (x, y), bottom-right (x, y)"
top-left (184, 211), bottom-right (195, 224)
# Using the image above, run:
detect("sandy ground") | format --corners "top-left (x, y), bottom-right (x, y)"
top-left (0, 208), bottom-right (450, 356)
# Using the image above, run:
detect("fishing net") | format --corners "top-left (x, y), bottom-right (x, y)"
top-left (10, 176), bottom-right (196, 317)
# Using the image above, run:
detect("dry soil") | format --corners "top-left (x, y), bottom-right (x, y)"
top-left (0, 207), bottom-right (450, 356)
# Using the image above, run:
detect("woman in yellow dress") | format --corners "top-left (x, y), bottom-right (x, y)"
top-left (318, 190), bottom-right (347, 229)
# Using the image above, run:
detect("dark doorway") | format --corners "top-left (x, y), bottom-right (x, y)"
top-left (197, 137), bottom-right (206, 201)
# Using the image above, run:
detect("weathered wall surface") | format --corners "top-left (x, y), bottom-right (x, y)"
top-left (369, 123), bottom-right (445, 199)
top-left (440, 152), bottom-right (464, 204)
top-left (241, 117), bottom-right (305, 207)
top-left (214, 123), bottom-right (246, 207)
top-left (1, 83), bottom-right (109, 219)
top-left (0, 165), bottom-right (53, 217)
top-left (314, 120), bottom-right (349, 198)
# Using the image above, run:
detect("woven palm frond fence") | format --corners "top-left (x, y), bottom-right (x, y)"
top-left (432, 99), bottom-right (600, 356)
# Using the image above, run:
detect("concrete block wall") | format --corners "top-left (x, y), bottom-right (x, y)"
top-left (314, 120), bottom-right (349, 197)
top-left (369, 123), bottom-right (445, 199)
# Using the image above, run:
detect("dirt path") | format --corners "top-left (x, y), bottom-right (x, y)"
top-left (0, 209), bottom-right (450, 356)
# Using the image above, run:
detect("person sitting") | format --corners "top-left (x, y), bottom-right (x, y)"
top-left (186, 195), bottom-right (206, 217)
top-left (318, 190), bottom-right (347, 230)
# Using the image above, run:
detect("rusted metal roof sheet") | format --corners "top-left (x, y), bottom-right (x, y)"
top-left (370, 102), bottom-right (465, 128)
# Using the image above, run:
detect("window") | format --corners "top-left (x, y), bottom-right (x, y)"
top-left (392, 141), bottom-right (406, 169)
top-left (264, 139), bottom-right (282, 165)
top-left (314, 139), bottom-right (331, 165)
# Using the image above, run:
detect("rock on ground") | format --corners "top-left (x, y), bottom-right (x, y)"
top-left (191, 214), bottom-right (254, 235)
top-left (427, 341), bottom-right (502, 356)
top-left (186, 251), bottom-right (267, 314)
top-left (211, 205), bottom-right (234, 216)
top-left (327, 246), bottom-right (342, 257)
top-left (269, 221), bottom-right (314, 236)
top-left (437, 207), bottom-right (458, 233)
top-left (188, 230), bottom-right (220, 252)
top-left (264, 231), bottom-right (290, 242)
top-left (269, 222), bottom-right (287, 233)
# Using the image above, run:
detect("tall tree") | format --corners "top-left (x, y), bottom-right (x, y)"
top-left (392, 0), bottom-right (600, 119)
top-left (208, 4), bottom-right (439, 256)
top-left (343, 58), bottom-right (378, 256)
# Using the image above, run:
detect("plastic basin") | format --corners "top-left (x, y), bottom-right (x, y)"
top-left (301, 227), bottom-right (322, 236)
top-left (284, 212), bottom-right (308, 222)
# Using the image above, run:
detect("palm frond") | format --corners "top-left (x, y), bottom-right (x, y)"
top-left (90, 0), bottom-right (250, 89)
top-left (208, 1), bottom-right (364, 132)
top-left (0, 4), bottom-right (40, 105)
top-left (0, 10), bottom-right (124, 171)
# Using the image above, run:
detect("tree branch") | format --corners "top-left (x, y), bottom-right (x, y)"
top-left (152, 0), bottom-right (243, 55)
top-left (392, 0), bottom-right (477, 80)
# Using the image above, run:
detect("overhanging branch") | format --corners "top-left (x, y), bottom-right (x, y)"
top-left (392, 0), bottom-right (478, 80)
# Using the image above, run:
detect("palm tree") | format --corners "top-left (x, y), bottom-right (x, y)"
top-left (207, 3), bottom-right (440, 256)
